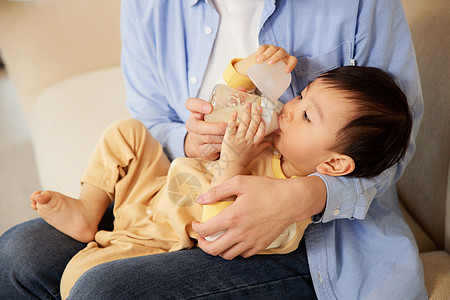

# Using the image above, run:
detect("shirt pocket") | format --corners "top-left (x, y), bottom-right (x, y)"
top-left (293, 41), bottom-right (353, 92)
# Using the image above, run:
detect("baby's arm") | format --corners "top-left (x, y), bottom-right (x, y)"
top-left (211, 103), bottom-right (270, 186)
top-left (202, 104), bottom-right (270, 240)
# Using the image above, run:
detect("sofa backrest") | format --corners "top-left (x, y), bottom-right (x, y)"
top-left (0, 0), bottom-right (122, 115)
top-left (397, 0), bottom-right (450, 251)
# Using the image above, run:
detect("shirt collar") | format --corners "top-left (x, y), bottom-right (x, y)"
top-left (190, 0), bottom-right (276, 7)
top-left (189, 0), bottom-right (275, 11)
top-left (188, 0), bottom-right (213, 6)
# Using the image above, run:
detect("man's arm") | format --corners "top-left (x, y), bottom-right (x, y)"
top-left (121, 1), bottom-right (188, 160)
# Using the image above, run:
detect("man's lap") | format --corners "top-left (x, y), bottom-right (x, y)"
top-left (0, 217), bottom-right (316, 299)
top-left (68, 239), bottom-right (316, 299)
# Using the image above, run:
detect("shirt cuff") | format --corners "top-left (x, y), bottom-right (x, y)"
top-left (222, 58), bottom-right (256, 91)
top-left (166, 124), bottom-right (188, 160)
top-left (308, 172), bottom-right (358, 223)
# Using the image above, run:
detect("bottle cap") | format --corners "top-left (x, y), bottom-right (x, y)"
top-left (246, 60), bottom-right (292, 101)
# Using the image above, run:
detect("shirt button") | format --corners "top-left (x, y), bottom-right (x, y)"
top-left (333, 208), bottom-right (341, 216)
top-left (317, 270), bottom-right (323, 283)
top-left (146, 208), bottom-right (153, 215)
top-left (204, 26), bottom-right (212, 35)
top-left (190, 76), bottom-right (198, 84)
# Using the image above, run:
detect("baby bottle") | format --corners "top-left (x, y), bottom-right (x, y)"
top-left (205, 60), bottom-right (292, 135)
top-left (202, 61), bottom-right (292, 242)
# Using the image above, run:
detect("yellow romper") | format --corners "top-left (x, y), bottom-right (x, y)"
top-left (60, 61), bottom-right (311, 299)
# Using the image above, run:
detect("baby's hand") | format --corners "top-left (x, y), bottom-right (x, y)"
top-left (255, 44), bottom-right (298, 73)
top-left (220, 103), bottom-right (271, 169)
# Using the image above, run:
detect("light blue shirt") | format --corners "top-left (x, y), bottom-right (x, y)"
top-left (121, 0), bottom-right (427, 299)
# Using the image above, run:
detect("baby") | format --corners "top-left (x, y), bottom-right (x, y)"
top-left (30, 46), bottom-right (412, 298)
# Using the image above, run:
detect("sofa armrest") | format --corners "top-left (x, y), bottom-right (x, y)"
top-left (0, 0), bottom-right (121, 115)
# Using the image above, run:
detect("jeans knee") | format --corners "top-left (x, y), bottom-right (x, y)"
top-left (67, 264), bottom-right (113, 299)
top-left (0, 222), bottom-right (37, 274)
top-left (0, 221), bottom-right (50, 297)
top-left (0, 219), bottom-right (86, 299)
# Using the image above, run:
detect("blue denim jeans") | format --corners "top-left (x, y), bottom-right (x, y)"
top-left (0, 219), bottom-right (86, 299)
top-left (0, 218), bottom-right (316, 300)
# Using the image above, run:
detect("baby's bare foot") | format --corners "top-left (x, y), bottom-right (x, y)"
top-left (30, 190), bottom-right (97, 243)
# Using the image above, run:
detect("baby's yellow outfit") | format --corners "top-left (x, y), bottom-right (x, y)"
top-left (60, 60), bottom-right (311, 298)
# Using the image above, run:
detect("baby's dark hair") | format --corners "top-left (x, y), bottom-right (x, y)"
top-left (317, 66), bottom-right (412, 178)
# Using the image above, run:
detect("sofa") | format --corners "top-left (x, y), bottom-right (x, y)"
top-left (0, 0), bottom-right (448, 298)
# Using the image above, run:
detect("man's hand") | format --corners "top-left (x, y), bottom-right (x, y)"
top-left (185, 97), bottom-right (227, 160)
top-left (192, 175), bottom-right (326, 260)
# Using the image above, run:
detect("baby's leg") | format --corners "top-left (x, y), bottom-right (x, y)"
top-left (30, 118), bottom-right (170, 244)
top-left (30, 183), bottom-right (110, 243)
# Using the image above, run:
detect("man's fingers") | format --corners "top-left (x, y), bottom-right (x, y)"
top-left (186, 131), bottom-right (224, 146)
top-left (185, 97), bottom-right (227, 158)
top-left (185, 131), bottom-right (222, 159)
top-left (197, 177), bottom-right (244, 205)
top-left (185, 97), bottom-right (212, 114)
top-left (193, 220), bottom-right (228, 244)
top-left (220, 243), bottom-right (252, 260)
top-left (239, 247), bottom-right (260, 259)
top-left (195, 223), bottom-right (254, 260)
top-left (197, 232), bottom-right (243, 260)
top-left (203, 134), bottom-right (225, 145)
top-left (196, 235), bottom-right (234, 257)
top-left (186, 118), bottom-right (227, 136)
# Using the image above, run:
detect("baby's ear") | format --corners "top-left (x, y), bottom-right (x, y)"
top-left (316, 154), bottom-right (355, 177)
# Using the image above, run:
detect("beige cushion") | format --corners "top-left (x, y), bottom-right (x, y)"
top-left (30, 66), bottom-right (129, 197)
top-left (420, 251), bottom-right (450, 299)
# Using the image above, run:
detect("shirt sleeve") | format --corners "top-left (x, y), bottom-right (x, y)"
top-left (120, 1), bottom-right (187, 160)
top-left (314, 0), bottom-right (423, 222)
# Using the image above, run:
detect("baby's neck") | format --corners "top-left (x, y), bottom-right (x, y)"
top-left (278, 153), bottom-right (315, 178)
top-left (279, 157), bottom-right (294, 178)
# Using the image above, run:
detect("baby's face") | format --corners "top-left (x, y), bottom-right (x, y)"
top-left (272, 79), bottom-right (356, 177)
